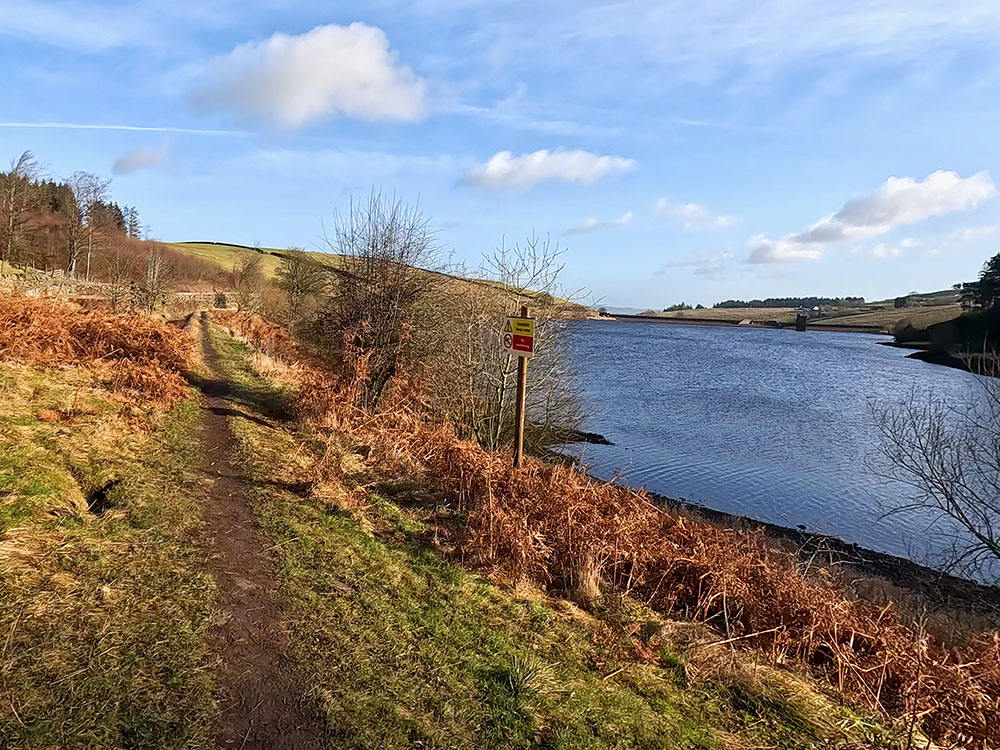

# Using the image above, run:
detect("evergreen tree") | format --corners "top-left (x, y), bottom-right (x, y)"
top-left (124, 206), bottom-right (141, 238)
top-left (961, 252), bottom-right (1000, 309)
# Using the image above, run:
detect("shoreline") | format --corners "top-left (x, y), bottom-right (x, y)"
top-left (644, 488), bottom-right (1000, 616)
top-left (597, 313), bottom-right (888, 335)
top-left (544, 442), bottom-right (1000, 619)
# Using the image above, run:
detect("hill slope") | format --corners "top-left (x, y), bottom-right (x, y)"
top-left (168, 241), bottom-right (589, 312)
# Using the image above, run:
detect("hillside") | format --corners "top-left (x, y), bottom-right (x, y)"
top-left (647, 291), bottom-right (963, 332)
top-left (168, 241), bottom-right (289, 277)
top-left (654, 308), bottom-right (799, 324)
top-left (810, 304), bottom-right (962, 330)
top-left (168, 241), bottom-right (590, 313)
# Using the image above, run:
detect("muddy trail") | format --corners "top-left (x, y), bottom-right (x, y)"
top-left (192, 312), bottom-right (324, 749)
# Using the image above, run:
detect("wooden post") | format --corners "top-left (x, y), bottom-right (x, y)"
top-left (513, 303), bottom-right (528, 469)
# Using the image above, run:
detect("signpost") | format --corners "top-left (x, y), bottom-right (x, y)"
top-left (505, 305), bottom-right (534, 468)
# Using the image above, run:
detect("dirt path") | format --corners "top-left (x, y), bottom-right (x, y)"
top-left (194, 312), bottom-right (324, 749)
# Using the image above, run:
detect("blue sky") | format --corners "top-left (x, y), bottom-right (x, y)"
top-left (2, 0), bottom-right (999, 308)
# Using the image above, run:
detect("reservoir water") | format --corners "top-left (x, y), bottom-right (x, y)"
top-left (562, 319), bottom-right (979, 569)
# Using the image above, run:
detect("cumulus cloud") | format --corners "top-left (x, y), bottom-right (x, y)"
top-left (191, 23), bottom-right (427, 129)
top-left (112, 145), bottom-right (168, 175)
top-left (654, 198), bottom-right (734, 229)
top-left (749, 170), bottom-right (997, 263)
top-left (462, 149), bottom-right (635, 190)
top-left (565, 211), bottom-right (633, 234)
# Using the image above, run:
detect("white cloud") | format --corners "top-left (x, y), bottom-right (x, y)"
top-left (0, 0), bottom-right (147, 51)
top-left (245, 148), bottom-right (457, 177)
top-left (0, 1), bottom-right (238, 52)
top-left (0, 121), bottom-right (240, 136)
top-left (565, 211), bottom-right (633, 235)
top-left (657, 251), bottom-right (734, 278)
top-left (855, 238), bottom-right (919, 259)
top-left (946, 225), bottom-right (1000, 242)
top-left (749, 170), bottom-right (997, 263)
top-left (462, 149), bottom-right (635, 190)
top-left (112, 145), bottom-right (168, 175)
top-left (191, 23), bottom-right (427, 129)
top-left (654, 198), bottom-right (734, 229)
top-left (746, 235), bottom-right (823, 263)
top-left (458, 1), bottom-right (1000, 86)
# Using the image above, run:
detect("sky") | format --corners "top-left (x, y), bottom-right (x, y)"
top-left (2, 0), bottom-right (1000, 308)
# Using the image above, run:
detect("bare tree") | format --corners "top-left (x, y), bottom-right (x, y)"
top-left (275, 247), bottom-right (328, 334)
top-left (67, 171), bottom-right (111, 281)
top-left (429, 234), bottom-right (584, 450)
top-left (233, 253), bottom-right (266, 313)
top-left (0, 151), bottom-right (41, 275)
top-left (103, 245), bottom-right (137, 313)
top-left (311, 191), bottom-right (440, 410)
top-left (873, 376), bottom-right (1000, 582)
top-left (133, 245), bottom-right (173, 312)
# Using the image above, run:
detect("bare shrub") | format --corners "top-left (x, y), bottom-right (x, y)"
top-left (275, 247), bottom-right (327, 334)
top-left (233, 252), bottom-right (266, 313)
top-left (133, 245), bottom-right (174, 313)
top-left (429, 234), bottom-right (584, 450)
top-left (103, 245), bottom-right (137, 313)
top-left (873, 375), bottom-right (1000, 583)
top-left (309, 191), bottom-right (440, 411)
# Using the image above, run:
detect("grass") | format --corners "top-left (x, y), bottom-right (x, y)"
top-left (650, 303), bottom-right (962, 332)
top-left (653, 308), bottom-right (799, 323)
top-left (169, 242), bottom-right (586, 311)
top-left (0, 362), bottom-right (215, 749)
top-left (810, 304), bottom-right (962, 329)
top-left (207, 323), bottom-right (898, 749)
top-left (166, 242), bottom-right (287, 277)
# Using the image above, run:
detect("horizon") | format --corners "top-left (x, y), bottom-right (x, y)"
top-left (2, 1), bottom-right (998, 308)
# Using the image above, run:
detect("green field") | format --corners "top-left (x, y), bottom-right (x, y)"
top-left (653, 308), bottom-right (799, 324)
top-left (168, 241), bottom-right (585, 311)
top-left (648, 302), bottom-right (961, 332)
top-left (810, 304), bottom-right (962, 330)
top-left (167, 242), bottom-right (299, 277)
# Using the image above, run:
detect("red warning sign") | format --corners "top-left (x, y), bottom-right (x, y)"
top-left (502, 317), bottom-right (534, 358)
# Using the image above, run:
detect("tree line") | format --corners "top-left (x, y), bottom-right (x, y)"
top-left (0, 149), bottom-right (229, 310)
top-left (0, 151), bottom-right (148, 278)
top-left (713, 296), bottom-right (865, 309)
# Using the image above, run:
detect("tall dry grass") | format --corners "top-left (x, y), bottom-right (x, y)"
top-left (217, 310), bottom-right (1000, 747)
top-left (0, 294), bottom-right (192, 405)
top-left (212, 309), bottom-right (300, 362)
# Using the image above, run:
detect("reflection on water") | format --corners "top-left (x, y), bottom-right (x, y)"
top-left (561, 320), bottom-right (979, 568)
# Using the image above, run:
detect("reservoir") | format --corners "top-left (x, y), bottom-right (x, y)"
top-left (562, 319), bottom-right (979, 570)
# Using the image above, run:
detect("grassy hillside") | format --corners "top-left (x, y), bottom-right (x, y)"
top-left (653, 308), bottom-right (799, 324)
top-left (167, 242), bottom-right (291, 277)
top-left (810, 304), bottom-right (962, 329)
top-left (168, 241), bottom-right (589, 312)
top-left (649, 301), bottom-right (961, 332)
